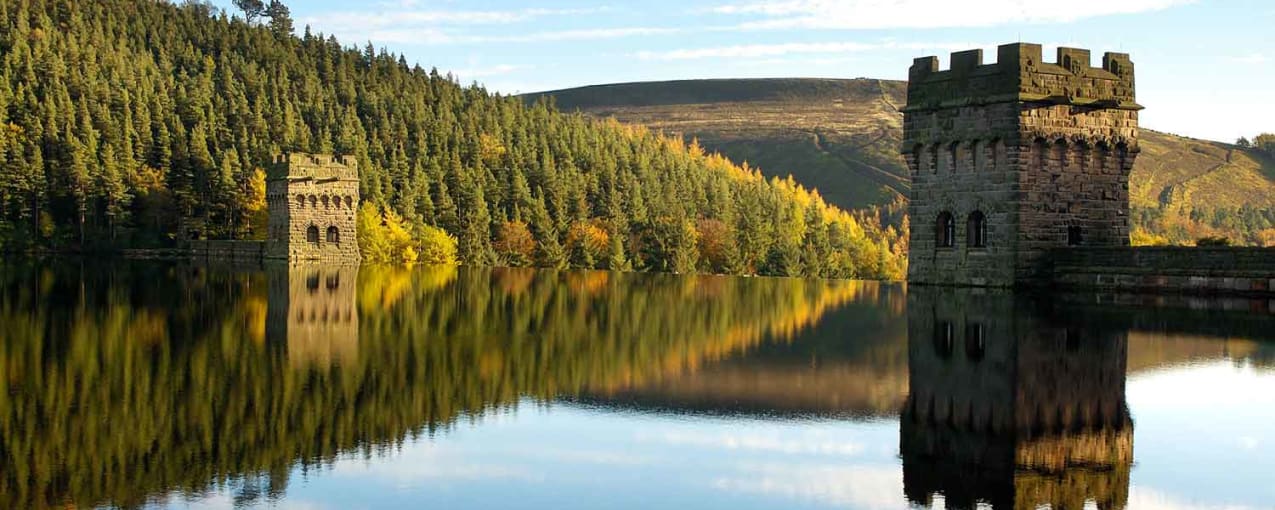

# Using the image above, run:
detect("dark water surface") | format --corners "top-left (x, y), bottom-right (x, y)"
top-left (1, 262), bottom-right (1273, 509)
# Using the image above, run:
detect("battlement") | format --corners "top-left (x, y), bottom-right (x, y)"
top-left (268, 152), bottom-right (359, 181)
top-left (903, 43), bottom-right (1140, 113)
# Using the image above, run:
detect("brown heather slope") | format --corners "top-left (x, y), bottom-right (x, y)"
top-left (528, 78), bottom-right (1275, 244)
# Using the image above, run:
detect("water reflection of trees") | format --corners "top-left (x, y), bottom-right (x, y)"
top-left (0, 262), bottom-right (863, 509)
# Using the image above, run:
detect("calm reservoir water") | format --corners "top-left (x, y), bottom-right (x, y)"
top-left (1, 262), bottom-right (1273, 509)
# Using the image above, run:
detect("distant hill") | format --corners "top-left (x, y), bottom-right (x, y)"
top-left (529, 78), bottom-right (1275, 245)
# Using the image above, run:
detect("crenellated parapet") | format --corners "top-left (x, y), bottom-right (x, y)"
top-left (904, 43), bottom-right (1140, 114)
top-left (267, 152), bottom-right (359, 181)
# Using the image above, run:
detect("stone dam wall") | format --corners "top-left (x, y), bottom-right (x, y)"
top-left (187, 240), bottom-right (267, 263)
top-left (1048, 247), bottom-right (1275, 295)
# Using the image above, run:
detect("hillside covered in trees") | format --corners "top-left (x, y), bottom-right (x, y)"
top-left (533, 79), bottom-right (1275, 246)
top-left (0, 0), bottom-right (905, 279)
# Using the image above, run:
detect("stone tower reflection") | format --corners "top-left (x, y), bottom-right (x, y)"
top-left (902, 289), bottom-right (1132, 510)
top-left (266, 264), bottom-right (360, 367)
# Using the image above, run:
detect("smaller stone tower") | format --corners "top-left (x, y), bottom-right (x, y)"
top-left (902, 43), bottom-right (1141, 287)
top-left (266, 153), bottom-right (360, 262)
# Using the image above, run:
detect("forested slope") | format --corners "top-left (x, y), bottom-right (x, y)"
top-left (0, 0), bottom-right (904, 278)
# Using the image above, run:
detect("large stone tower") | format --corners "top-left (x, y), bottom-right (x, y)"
top-left (902, 43), bottom-right (1141, 287)
top-left (266, 153), bottom-right (361, 263)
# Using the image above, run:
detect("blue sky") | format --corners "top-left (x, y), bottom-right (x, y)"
top-left (206, 0), bottom-right (1274, 143)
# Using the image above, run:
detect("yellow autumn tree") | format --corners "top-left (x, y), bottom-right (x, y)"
top-left (417, 224), bottom-right (458, 265)
top-left (357, 203), bottom-right (418, 264)
top-left (494, 220), bottom-right (536, 266)
top-left (566, 220), bottom-right (610, 268)
top-left (242, 168), bottom-right (268, 240)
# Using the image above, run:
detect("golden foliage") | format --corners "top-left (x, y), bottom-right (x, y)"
top-left (357, 203), bottom-right (419, 264)
top-left (696, 218), bottom-right (733, 273)
top-left (417, 224), bottom-right (459, 266)
top-left (566, 220), bottom-right (610, 263)
top-left (494, 220), bottom-right (536, 265)
top-left (242, 168), bottom-right (268, 240)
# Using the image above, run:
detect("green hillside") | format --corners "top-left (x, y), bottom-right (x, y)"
top-left (0, 1), bottom-right (904, 278)
top-left (533, 79), bottom-right (909, 214)
top-left (531, 78), bottom-right (1275, 245)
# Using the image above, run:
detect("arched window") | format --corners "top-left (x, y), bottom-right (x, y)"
top-left (297, 194), bottom-right (306, 208)
top-left (306, 225), bottom-right (320, 244)
top-left (326, 226), bottom-right (340, 244)
top-left (321, 195), bottom-right (330, 208)
top-left (936, 212), bottom-right (955, 248)
top-left (1068, 225), bottom-right (1083, 246)
top-left (967, 211), bottom-right (987, 248)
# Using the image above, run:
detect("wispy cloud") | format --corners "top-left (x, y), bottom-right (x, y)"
top-left (634, 41), bottom-right (983, 61)
top-left (450, 64), bottom-right (529, 80)
top-left (349, 26), bottom-right (676, 46)
top-left (705, 0), bottom-right (1194, 29)
top-left (304, 7), bottom-right (611, 29)
top-left (484, 27), bottom-right (681, 43)
top-left (298, 6), bottom-right (674, 46)
top-left (1227, 52), bottom-right (1268, 64)
top-left (636, 42), bottom-right (875, 61)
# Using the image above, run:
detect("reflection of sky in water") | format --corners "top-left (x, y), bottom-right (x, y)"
top-left (158, 362), bottom-right (1275, 510)
top-left (1126, 362), bottom-right (1275, 509)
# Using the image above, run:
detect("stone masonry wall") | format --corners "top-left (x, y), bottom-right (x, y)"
top-left (905, 102), bottom-right (1021, 286)
top-left (1016, 105), bottom-right (1137, 280)
top-left (1050, 247), bottom-right (1275, 295)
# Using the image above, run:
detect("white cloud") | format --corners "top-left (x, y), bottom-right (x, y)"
top-left (1227, 53), bottom-right (1268, 64)
top-left (634, 41), bottom-right (982, 61)
top-left (489, 27), bottom-right (680, 43)
top-left (299, 6), bottom-right (636, 46)
top-left (450, 64), bottom-right (528, 79)
top-left (705, 0), bottom-right (1195, 30)
top-left (303, 7), bottom-right (610, 30)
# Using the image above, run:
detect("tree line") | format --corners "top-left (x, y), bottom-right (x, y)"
top-left (0, 0), bottom-right (906, 279)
